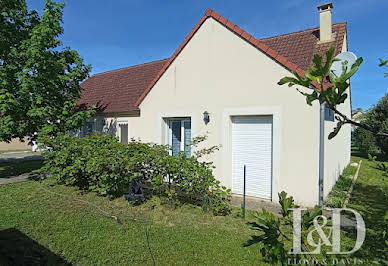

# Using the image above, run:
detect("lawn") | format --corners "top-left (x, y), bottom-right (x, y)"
top-left (325, 159), bottom-right (359, 207)
top-left (0, 160), bottom-right (43, 178)
top-left (0, 179), bottom-right (265, 265)
top-left (0, 156), bottom-right (387, 265)
top-left (344, 156), bottom-right (388, 262)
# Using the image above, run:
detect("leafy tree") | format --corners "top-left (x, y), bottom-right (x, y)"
top-left (278, 46), bottom-right (388, 139)
top-left (352, 59), bottom-right (388, 155)
top-left (0, 0), bottom-right (94, 143)
top-left (353, 127), bottom-right (379, 155)
top-left (354, 93), bottom-right (388, 155)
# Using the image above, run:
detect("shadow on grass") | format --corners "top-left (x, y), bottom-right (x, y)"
top-left (0, 160), bottom-right (43, 179)
top-left (345, 182), bottom-right (388, 261)
top-left (0, 228), bottom-right (70, 265)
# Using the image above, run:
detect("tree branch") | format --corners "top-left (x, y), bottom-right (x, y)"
top-left (331, 107), bottom-right (388, 137)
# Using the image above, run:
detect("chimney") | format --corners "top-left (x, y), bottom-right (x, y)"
top-left (317, 2), bottom-right (333, 43)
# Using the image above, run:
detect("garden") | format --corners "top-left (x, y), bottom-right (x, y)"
top-left (1, 1), bottom-right (387, 264)
top-left (1, 151), bottom-right (387, 265)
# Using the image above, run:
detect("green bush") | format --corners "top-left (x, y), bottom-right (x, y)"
top-left (353, 93), bottom-right (388, 156)
top-left (369, 94), bottom-right (388, 155)
top-left (353, 128), bottom-right (379, 155)
top-left (40, 134), bottom-right (231, 215)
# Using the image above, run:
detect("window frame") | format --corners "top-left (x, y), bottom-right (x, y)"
top-left (117, 120), bottom-right (129, 144)
top-left (166, 118), bottom-right (191, 156)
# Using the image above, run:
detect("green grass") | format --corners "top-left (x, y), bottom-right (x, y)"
top-left (324, 158), bottom-right (359, 208)
top-left (0, 160), bottom-right (43, 178)
top-left (0, 155), bottom-right (387, 264)
top-left (0, 179), bottom-right (266, 265)
top-left (343, 156), bottom-right (388, 261)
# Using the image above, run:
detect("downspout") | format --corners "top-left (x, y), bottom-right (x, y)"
top-left (319, 103), bottom-right (325, 206)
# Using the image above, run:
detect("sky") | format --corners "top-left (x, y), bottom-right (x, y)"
top-left (26, 0), bottom-right (388, 111)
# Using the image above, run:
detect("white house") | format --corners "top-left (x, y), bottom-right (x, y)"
top-left (79, 3), bottom-right (351, 207)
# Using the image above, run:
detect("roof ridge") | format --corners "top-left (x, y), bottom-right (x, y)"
top-left (135, 9), bottom-right (345, 106)
top-left (135, 9), bottom-right (308, 106)
top-left (260, 22), bottom-right (347, 41)
top-left (92, 58), bottom-right (169, 77)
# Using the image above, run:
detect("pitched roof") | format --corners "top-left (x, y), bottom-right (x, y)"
top-left (79, 9), bottom-right (347, 113)
top-left (260, 22), bottom-right (347, 72)
top-left (79, 59), bottom-right (167, 113)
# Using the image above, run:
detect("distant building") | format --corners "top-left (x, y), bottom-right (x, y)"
top-left (352, 110), bottom-right (364, 122)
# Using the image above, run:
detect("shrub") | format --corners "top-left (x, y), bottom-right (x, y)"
top-left (353, 128), bottom-right (379, 155)
top-left (368, 94), bottom-right (388, 155)
top-left (353, 93), bottom-right (388, 156)
top-left (246, 191), bottom-right (322, 265)
top-left (40, 133), bottom-right (231, 215)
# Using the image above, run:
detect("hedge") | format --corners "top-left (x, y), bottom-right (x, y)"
top-left (40, 134), bottom-right (231, 215)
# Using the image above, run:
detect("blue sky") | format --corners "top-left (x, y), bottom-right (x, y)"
top-left (26, 0), bottom-right (388, 110)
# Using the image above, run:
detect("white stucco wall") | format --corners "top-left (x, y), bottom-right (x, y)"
top-left (323, 33), bottom-right (352, 199)
top-left (89, 19), bottom-right (352, 206)
top-left (118, 18), bottom-right (322, 206)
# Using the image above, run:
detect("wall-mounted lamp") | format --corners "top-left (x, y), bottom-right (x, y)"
top-left (203, 111), bottom-right (210, 125)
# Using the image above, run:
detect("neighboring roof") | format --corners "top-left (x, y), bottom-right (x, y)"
top-left (80, 9), bottom-right (347, 113)
top-left (80, 59), bottom-right (168, 113)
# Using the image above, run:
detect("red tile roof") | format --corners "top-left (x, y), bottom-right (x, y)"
top-left (79, 9), bottom-right (347, 113)
top-left (260, 22), bottom-right (347, 72)
top-left (79, 59), bottom-right (167, 113)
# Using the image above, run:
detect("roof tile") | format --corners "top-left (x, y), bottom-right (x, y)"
top-left (241, 31), bottom-right (251, 41)
top-left (79, 59), bottom-right (167, 113)
top-left (226, 20), bottom-right (235, 30)
top-left (218, 15), bottom-right (227, 24)
top-left (266, 48), bottom-right (279, 59)
top-left (257, 41), bottom-right (269, 52)
top-left (260, 22), bottom-right (347, 71)
top-left (234, 25), bottom-right (244, 36)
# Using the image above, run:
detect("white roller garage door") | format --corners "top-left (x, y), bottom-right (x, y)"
top-left (232, 116), bottom-right (273, 199)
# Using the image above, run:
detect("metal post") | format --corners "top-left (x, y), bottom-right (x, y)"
top-left (319, 103), bottom-right (325, 206)
top-left (242, 164), bottom-right (246, 219)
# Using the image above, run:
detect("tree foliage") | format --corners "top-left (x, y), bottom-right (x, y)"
top-left (353, 93), bottom-right (388, 155)
top-left (352, 59), bottom-right (388, 155)
top-left (0, 0), bottom-right (94, 142)
top-left (278, 46), bottom-right (388, 139)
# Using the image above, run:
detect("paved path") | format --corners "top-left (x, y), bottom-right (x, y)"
top-left (0, 173), bottom-right (35, 185)
top-left (0, 151), bottom-right (42, 163)
top-left (232, 194), bottom-right (282, 214)
top-left (0, 151), bottom-right (42, 185)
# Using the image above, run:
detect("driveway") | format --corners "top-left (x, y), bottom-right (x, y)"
top-left (0, 151), bottom-right (43, 185)
top-left (0, 151), bottom-right (43, 163)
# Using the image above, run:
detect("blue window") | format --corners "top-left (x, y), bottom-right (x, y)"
top-left (80, 121), bottom-right (94, 137)
top-left (325, 106), bottom-right (335, 121)
top-left (167, 119), bottom-right (191, 157)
